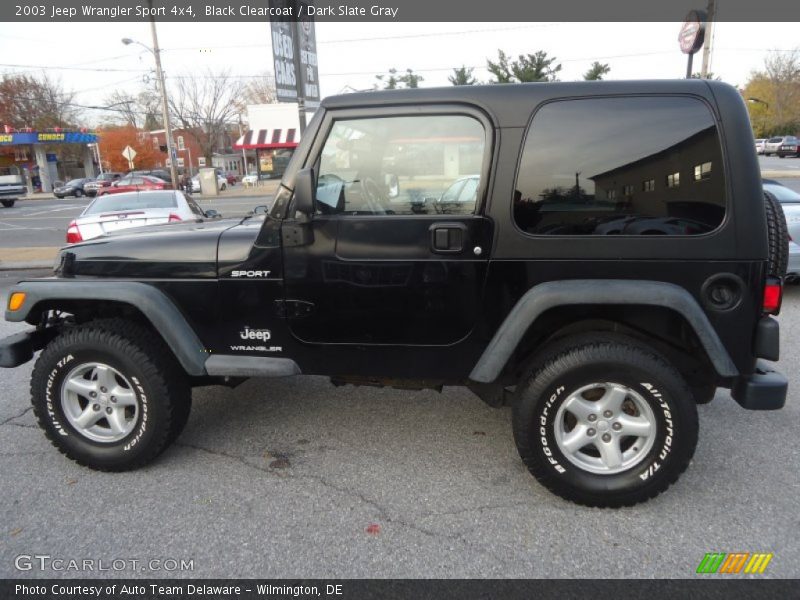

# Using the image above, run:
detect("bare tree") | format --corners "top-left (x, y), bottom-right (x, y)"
top-left (0, 72), bottom-right (81, 129)
top-left (236, 72), bottom-right (277, 112)
top-left (100, 89), bottom-right (162, 130)
top-left (168, 69), bottom-right (247, 162)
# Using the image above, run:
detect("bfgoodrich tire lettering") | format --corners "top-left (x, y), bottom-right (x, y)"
top-left (30, 321), bottom-right (190, 471)
top-left (513, 339), bottom-right (698, 507)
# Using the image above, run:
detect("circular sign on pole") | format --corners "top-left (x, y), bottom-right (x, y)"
top-left (679, 10), bottom-right (706, 55)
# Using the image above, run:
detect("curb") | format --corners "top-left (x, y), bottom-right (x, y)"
top-left (0, 261), bottom-right (53, 271)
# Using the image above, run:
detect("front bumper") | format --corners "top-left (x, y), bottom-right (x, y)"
top-left (0, 328), bottom-right (56, 368)
top-left (731, 360), bottom-right (788, 410)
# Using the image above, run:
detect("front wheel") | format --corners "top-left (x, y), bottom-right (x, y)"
top-left (1, 199), bottom-right (14, 208)
top-left (30, 320), bottom-right (191, 471)
top-left (513, 338), bottom-right (698, 507)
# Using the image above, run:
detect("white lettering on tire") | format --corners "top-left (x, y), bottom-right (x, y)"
top-left (46, 354), bottom-right (74, 437)
top-left (123, 376), bottom-right (148, 452)
top-left (638, 382), bottom-right (673, 480)
top-left (538, 385), bottom-right (567, 474)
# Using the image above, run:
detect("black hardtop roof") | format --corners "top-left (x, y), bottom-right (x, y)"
top-left (321, 79), bottom-right (739, 128)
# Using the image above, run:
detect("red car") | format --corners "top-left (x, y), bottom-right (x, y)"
top-left (99, 174), bottom-right (171, 196)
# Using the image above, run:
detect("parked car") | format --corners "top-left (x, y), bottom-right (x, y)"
top-left (84, 172), bottom-right (122, 196)
top-left (191, 173), bottom-right (228, 193)
top-left (128, 169), bottom-right (172, 183)
top-left (100, 174), bottom-right (171, 195)
top-left (0, 165), bottom-right (25, 208)
top-left (777, 136), bottom-right (800, 158)
top-left (762, 179), bottom-right (800, 281)
top-left (66, 190), bottom-right (219, 243)
top-left (764, 136), bottom-right (789, 155)
top-left (754, 138), bottom-right (766, 154)
top-left (53, 178), bottom-right (91, 199)
top-left (241, 171), bottom-right (259, 186)
top-left (1, 80), bottom-right (789, 509)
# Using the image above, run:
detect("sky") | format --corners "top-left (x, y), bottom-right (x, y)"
top-left (0, 21), bottom-right (797, 125)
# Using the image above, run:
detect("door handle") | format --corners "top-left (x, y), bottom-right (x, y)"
top-left (430, 223), bottom-right (467, 253)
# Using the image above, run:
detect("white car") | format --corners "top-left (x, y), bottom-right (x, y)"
top-left (241, 171), bottom-right (259, 187)
top-left (755, 138), bottom-right (766, 154)
top-left (191, 174), bottom-right (228, 193)
top-left (66, 190), bottom-right (217, 243)
top-left (764, 136), bottom-right (789, 156)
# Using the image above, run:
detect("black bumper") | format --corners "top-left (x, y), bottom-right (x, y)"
top-left (0, 329), bottom-right (54, 368)
top-left (731, 360), bottom-right (788, 410)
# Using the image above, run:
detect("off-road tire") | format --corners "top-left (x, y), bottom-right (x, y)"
top-left (691, 383), bottom-right (717, 405)
top-left (30, 320), bottom-right (191, 471)
top-left (764, 192), bottom-right (789, 277)
top-left (513, 337), bottom-right (698, 507)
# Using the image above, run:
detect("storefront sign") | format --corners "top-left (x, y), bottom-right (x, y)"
top-left (0, 131), bottom-right (98, 145)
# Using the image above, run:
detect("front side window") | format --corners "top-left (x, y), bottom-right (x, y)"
top-left (315, 114), bottom-right (485, 216)
top-left (514, 96), bottom-right (726, 236)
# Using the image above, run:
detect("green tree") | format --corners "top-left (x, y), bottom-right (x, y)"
top-left (487, 50), bottom-right (561, 83)
top-left (375, 68), bottom-right (399, 90)
top-left (375, 68), bottom-right (424, 89)
top-left (583, 62), bottom-right (611, 81)
top-left (448, 66), bottom-right (477, 86)
top-left (742, 49), bottom-right (800, 137)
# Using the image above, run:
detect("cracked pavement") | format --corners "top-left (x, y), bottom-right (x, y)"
top-left (1, 269), bottom-right (799, 578)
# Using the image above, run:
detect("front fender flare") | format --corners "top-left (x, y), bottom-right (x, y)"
top-left (469, 279), bottom-right (738, 383)
top-left (5, 281), bottom-right (208, 376)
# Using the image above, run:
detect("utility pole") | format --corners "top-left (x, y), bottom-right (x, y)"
top-left (700, 0), bottom-right (716, 78)
top-left (238, 116), bottom-right (248, 175)
top-left (149, 3), bottom-right (178, 190)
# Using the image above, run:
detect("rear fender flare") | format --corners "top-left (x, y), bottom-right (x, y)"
top-left (469, 279), bottom-right (738, 383)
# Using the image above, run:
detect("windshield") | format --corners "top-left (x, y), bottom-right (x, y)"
top-left (66, 179), bottom-right (84, 186)
top-left (763, 183), bottom-right (800, 203)
top-left (84, 192), bottom-right (178, 215)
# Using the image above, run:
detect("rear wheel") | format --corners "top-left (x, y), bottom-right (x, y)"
top-left (30, 320), bottom-right (191, 471)
top-left (513, 337), bottom-right (698, 507)
top-left (1, 200), bottom-right (14, 208)
top-left (75, 189), bottom-right (83, 197)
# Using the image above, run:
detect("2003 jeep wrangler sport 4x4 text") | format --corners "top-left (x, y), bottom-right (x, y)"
top-left (0, 80), bottom-right (790, 507)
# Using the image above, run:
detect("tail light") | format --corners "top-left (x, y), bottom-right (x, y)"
top-left (168, 213), bottom-right (182, 223)
top-left (66, 220), bottom-right (82, 244)
top-left (763, 276), bottom-right (783, 315)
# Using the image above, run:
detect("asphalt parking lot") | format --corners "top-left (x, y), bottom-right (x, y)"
top-left (0, 268), bottom-right (798, 579)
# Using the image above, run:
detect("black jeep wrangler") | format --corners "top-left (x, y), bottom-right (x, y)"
top-left (0, 80), bottom-right (789, 507)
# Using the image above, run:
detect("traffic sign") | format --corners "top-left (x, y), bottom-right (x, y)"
top-left (679, 10), bottom-right (706, 55)
top-left (121, 145), bottom-right (137, 161)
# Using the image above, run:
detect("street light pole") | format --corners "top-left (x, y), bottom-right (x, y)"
top-left (148, 14), bottom-right (178, 191)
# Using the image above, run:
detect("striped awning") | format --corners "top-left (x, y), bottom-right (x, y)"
top-left (233, 128), bottom-right (299, 150)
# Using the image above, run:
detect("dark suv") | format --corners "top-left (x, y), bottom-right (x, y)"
top-left (0, 80), bottom-right (789, 507)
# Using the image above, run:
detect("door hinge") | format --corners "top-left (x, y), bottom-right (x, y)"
top-left (275, 299), bottom-right (315, 319)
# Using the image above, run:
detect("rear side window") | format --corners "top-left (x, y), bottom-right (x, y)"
top-left (514, 96), bottom-right (726, 236)
top-left (85, 192), bottom-right (178, 215)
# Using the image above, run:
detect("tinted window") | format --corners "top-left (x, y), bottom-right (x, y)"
top-left (84, 192), bottom-right (178, 215)
top-left (315, 114), bottom-right (485, 216)
top-left (514, 97), bottom-right (726, 236)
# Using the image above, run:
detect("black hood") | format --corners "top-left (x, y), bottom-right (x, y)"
top-left (57, 217), bottom-right (249, 279)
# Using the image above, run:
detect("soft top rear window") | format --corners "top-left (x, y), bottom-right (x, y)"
top-left (85, 192), bottom-right (178, 215)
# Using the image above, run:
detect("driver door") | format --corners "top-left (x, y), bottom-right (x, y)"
top-left (281, 108), bottom-right (494, 347)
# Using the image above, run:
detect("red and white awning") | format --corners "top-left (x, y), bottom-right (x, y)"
top-left (233, 128), bottom-right (299, 150)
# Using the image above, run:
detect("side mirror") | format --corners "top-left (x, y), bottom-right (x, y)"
top-left (294, 167), bottom-right (315, 216)
top-left (111, 181), bottom-right (119, 187)
top-left (204, 209), bottom-right (220, 218)
top-left (385, 173), bottom-right (399, 199)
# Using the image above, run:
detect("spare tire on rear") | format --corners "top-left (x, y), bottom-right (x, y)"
top-left (764, 192), bottom-right (789, 277)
